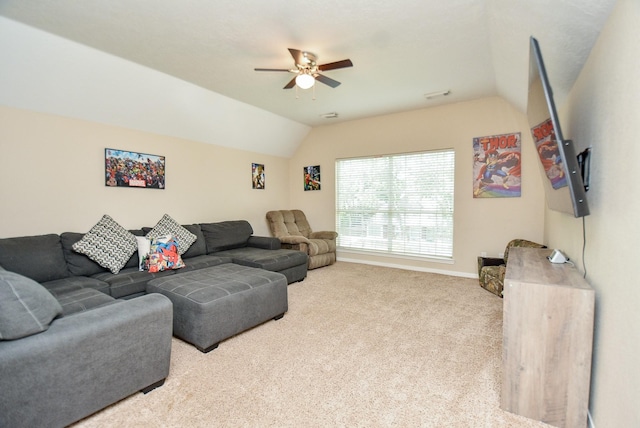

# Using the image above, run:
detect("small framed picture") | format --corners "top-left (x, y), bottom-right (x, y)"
top-left (252, 163), bottom-right (265, 189)
top-left (304, 165), bottom-right (321, 191)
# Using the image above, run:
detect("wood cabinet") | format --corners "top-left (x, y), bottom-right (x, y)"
top-left (501, 247), bottom-right (595, 428)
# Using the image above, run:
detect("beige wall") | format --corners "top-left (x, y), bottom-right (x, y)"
top-left (550, 0), bottom-right (640, 426)
top-left (289, 97), bottom-right (545, 276)
top-left (1, 96), bottom-right (544, 278)
top-left (0, 106), bottom-right (290, 237)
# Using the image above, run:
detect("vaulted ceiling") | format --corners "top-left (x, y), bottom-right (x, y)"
top-left (0, 0), bottom-right (616, 129)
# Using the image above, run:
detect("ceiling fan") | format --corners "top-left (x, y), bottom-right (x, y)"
top-left (255, 48), bottom-right (353, 90)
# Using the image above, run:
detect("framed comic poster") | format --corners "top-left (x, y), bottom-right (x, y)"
top-left (304, 165), bottom-right (321, 191)
top-left (105, 148), bottom-right (165, 189)
top-left (252, 163), bottom-right (265, 189)
top-left (473, 132), bottom-right (521, 198)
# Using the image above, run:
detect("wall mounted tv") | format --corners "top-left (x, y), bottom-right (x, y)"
top-left (527, 36), bottom-right (590, 218)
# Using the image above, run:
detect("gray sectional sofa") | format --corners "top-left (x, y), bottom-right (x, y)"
top-left (0, 219), bottom-right (307, 428)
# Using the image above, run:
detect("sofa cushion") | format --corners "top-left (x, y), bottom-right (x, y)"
top-left (61, 232), bottom-right (108, 277)
top-left (200, 220), bottom-right (254, 254)
top-left (181, 224), bottom-right (207, 259)
top-left (92, 266), bottom-right (175, 299)
top-left (50, 288), bottom-right (116, 316)
top-left (0, 234), bottom-right (69, 283)
top-left (72, 215), bottom-right (137, 274)
top-left (43, 276), bottom-right (111, 297)
top-left (0, 270), bottom-right (63, 340)
top-left (146, 214), bottom-right (197, 255)
top-left (177, 254), bottom-right (232, 272)
top-left (212, 247), bottom-right (308, 273)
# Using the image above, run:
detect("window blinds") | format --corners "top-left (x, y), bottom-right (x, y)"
top-left (336, 149), bottom-right (455, 259)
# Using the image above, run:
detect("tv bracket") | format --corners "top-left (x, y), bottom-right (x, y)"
top-left (575, 145), bottom-right (591, 192)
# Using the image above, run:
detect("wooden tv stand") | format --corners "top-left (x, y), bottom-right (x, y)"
top-left (501, 247), bottom-right (595, 428)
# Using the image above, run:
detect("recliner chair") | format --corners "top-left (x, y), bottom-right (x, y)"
top-left (266, 210), bottom-right (337, 270)
top-left (477, 239), bottom-right (546, 297)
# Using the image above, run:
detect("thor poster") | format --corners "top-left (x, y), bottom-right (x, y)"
top-left (531, 118), bottom-right (568, 190)
top-left (473, 132), bottom-right (521, 198)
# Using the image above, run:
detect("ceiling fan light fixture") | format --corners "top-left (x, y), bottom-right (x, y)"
top-left (295, 73), bottom-right (315, 89)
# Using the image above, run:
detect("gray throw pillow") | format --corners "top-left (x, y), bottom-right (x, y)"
top-left (0, 271), bottom-right (63, 340)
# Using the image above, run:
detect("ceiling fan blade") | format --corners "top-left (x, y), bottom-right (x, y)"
top-left (318, 59), bottom-right (353, 72)
top-left (288, 48), bottom-right (305, 65)
top-left (283, 76), bottom-right (297, 89)
top-left (254, 68), bottom-right (291, 72)
top-left (315, 74), bottom-right (341, 88)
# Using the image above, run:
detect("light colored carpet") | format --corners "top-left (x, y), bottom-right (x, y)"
top-left (73, 262), bottom-right (551, 428)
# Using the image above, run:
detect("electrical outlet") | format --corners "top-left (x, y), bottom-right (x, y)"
top-left (498, 252), bottom-right (504, 258)
top-left (480, 252), bottom-right (487, 257)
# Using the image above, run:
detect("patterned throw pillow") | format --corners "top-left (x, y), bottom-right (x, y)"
top-left (139, 235), bottom-right (185, 273)
top-left (147, 214), bottom-right (197, 255)
top-left (72, 215), bottom-right (137, 274)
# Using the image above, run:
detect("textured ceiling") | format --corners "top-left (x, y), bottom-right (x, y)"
top-left (0, 0), bottom-right (616, 127)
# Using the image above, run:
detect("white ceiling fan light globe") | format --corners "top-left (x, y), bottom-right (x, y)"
top-left (295, 73), bottom-right (315, 89)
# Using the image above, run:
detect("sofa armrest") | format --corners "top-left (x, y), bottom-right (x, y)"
top-left (0, 294), bottom-right (173, 428)
top-left (247, 235), bottom-right (281, 250)
top-left (309, 231), bottom-right (338, 240)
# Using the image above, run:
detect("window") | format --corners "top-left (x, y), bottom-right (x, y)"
top-left (336, 149), bottom-right (455, 259)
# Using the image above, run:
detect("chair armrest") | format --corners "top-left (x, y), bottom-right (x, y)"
top-left (309, 231), bottom-right (338, 240)
top-left (278, 235), bottom-right (311, 245)
top-left (247, 235), bottom-right (281, 250)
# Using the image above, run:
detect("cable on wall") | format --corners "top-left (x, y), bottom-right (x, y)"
top-left (582, 216), bottom-right (588, 279)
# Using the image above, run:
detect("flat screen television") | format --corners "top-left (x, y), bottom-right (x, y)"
top-left (527, 36), bottom-right (590, 218)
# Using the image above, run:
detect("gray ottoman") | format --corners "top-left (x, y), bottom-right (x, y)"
top-left (147, 264), bottom-right (288, 353)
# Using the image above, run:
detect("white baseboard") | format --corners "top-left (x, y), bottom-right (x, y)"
top-left (337, 256), bottom-right (478, 279)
